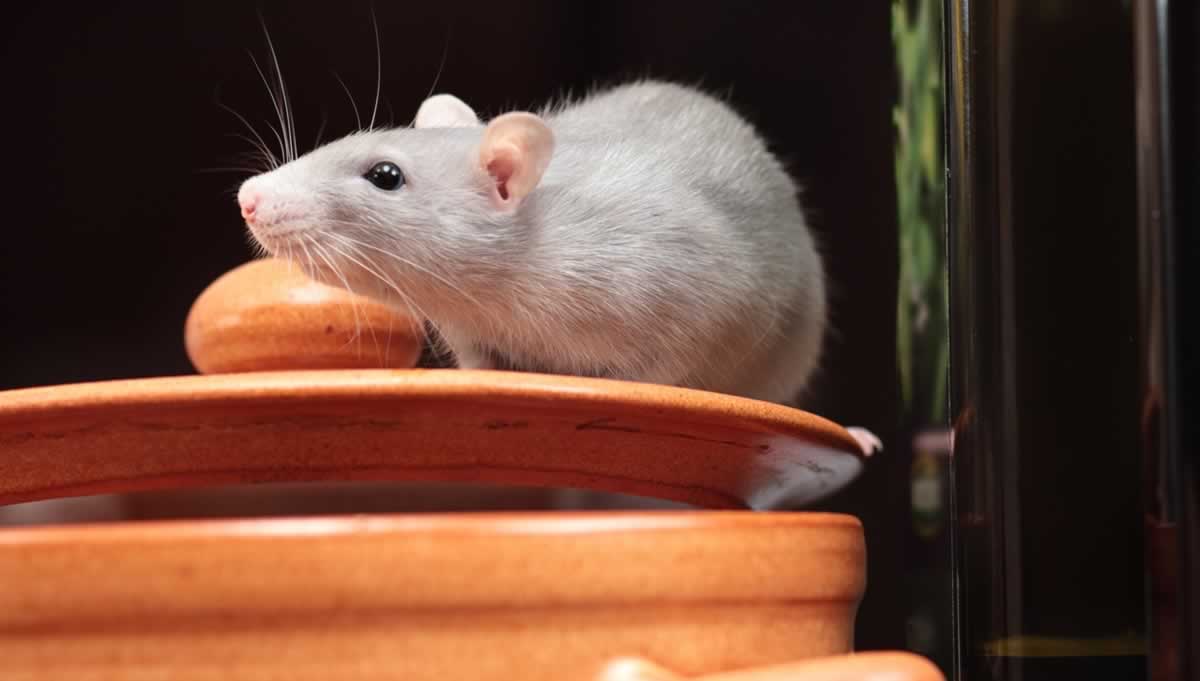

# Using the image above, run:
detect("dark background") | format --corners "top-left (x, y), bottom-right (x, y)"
top-left (0, 1), bottom-right (911, 653)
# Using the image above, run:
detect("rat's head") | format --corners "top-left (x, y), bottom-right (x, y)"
top-left (236, 94), bottom-right (554, 311)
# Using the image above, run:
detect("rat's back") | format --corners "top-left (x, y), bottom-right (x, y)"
top-left (519, 81), bottom-right (827, 404)
top-left (544, 81), bottom-right (795, 207)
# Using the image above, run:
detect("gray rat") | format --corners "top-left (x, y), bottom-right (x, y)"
top-left (237, 80), bottom-right (879, 453)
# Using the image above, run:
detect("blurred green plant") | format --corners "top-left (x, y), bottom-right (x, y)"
top-left (893, 0), bottom-right (948, 422)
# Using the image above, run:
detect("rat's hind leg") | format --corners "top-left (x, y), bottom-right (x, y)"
top-left (452, 345), bottom-right (498, 370)
top-left (845, 426), bottom-right (883, 456)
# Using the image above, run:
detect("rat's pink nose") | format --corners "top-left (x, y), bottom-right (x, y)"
top-left (238, 188), bottom-right (259, 221)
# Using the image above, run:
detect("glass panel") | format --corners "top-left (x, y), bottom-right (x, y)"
top-left (947, 1), bottom-right (1149, 678)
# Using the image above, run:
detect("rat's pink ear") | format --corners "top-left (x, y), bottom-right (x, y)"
top-left (414, 94), bottom-right (479, 128)
top-left (479, 112), bottom-right (555, 210)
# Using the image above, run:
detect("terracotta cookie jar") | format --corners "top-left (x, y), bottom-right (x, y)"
top-left (0, 258), bottom-right (944, 681)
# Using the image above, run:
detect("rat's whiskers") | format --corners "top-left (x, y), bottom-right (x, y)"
top-left (257, 16), bottom-right (298, 163)
top-left (367, 5), bottom-right (382, 132)
top-left (303, 235), bottom-right (367, 352)
top-left (331, 70), bottom-right (364, 131)
top-left (247, 51), bottom-right (290, 163)
top-left (197, 166), bottom-right (272, 177)
top-left (324, 228), bottom-right (486, 315)
top-left (215, 91), bottom-right (280, 170)
top-left (319, 235), bottom-right (433, 346)
top-left (313, 107), bottom-right (329, 149)
top-left (412, 27), bottom-right (453, 127)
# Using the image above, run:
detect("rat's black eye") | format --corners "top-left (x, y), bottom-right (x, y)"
top-left (364, 161), bottom-right (405, 191)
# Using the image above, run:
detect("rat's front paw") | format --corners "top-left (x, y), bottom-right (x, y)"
top-left (450, 344), bottom-right (498, 370)
top-left (845, 426), bottom-right (883, 456)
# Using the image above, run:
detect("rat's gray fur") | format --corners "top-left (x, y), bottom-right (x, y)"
top-left (240, 80), bottom-right (826, 404)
